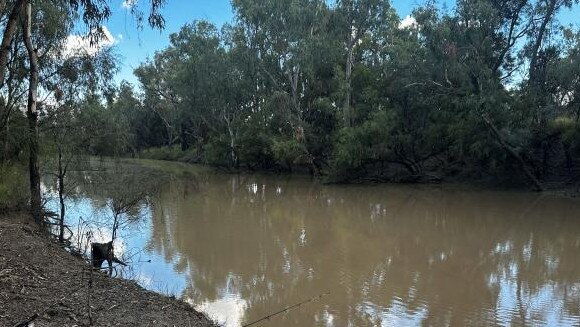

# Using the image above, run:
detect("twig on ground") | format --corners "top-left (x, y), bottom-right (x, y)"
top-left (12, 313), bottom-right (38, 327)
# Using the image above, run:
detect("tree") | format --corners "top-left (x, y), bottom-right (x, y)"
top-left (1, 0), bottom-right (167, 223)
top-left (110, 0), bottom-right (580, 188)
top-left (0, 0), bottom-right (26, 90)
top-left (43, 48), bottom-right (119, 243)
top-left (21, 0), bottom-right (42, 222)
top-left (334, 0), bottom-right (398, 127)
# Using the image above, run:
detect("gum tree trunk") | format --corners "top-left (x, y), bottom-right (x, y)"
top-left (21, 0), bottom-right (42, 223)
top-left (0, 0), bottom-right (25, 89)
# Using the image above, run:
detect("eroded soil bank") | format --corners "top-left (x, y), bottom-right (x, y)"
top-left (0, 213), bottom-right (217, 327)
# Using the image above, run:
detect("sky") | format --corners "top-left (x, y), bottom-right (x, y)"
top-left (96, 0), bottom-right (579, 86)
top-left (94, 0), bottom-right (424, 84)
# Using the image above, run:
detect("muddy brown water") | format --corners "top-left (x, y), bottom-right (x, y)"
top-left (50, 161), bottom-right (580, 326)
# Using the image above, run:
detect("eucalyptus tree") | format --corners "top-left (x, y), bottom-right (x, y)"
top-left (329, 5), bottom-right (451, 180)
top-left (450, 0), bottom-right (579, 185)
top-left (0, 23), bottom-right (27, 161)
top-left (136, 21), bottom-right (264, 168)
top-left (0, 0), bottom-right (26, 90)
top-left (333, 0), bottom-right (398, 127)
top-left (0, 0), bottom-right (166, 223)
top-left (136, 22), bottom-right (224, 154)
top-left (112, 0), bottom-right (580, 186)
top-left (232, 0), bottom-right (336, 171)
top-left (109, 81), bottom-right (142, 153)
top-left (20, 0), bottom-right (74, 222)
top-left (387, 1), bottom-right (548, 187)
top-left (519, 0), bottom-right (579, 179)
top-left (43, 48), bottom-right (119, 242)
top-left (550, 29), bottom-right (580, 123)
top-left (538, 28), bottom-right (580, 173)
top-left (134, 47), bottom-right (182, 148)
top-left (167, 22), bottom-right (228, 153)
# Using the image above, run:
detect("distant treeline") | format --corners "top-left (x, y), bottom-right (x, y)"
top-left (5, 0), bottom-right (580, 191)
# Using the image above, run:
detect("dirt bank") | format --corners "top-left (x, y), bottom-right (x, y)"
top-left (0, 213), bottom-right (217, 327)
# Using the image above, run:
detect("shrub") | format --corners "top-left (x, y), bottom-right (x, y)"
top-left (328, 110), bottom-right (395, 178)
top-left (271, 138), bottom-right (309, 169)
top-left (0, 163), bottom-right (28, 212)
top-left (203, 136), bottom-right (231, 167)
top-left (139, 146), bottom-right (183, 161)
top-left (237, 129), bottom-right (274, 169)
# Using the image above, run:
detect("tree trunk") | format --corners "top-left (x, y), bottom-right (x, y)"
top-left (344, 44), bottom-right (354, 127)
top-left (2, 115), bottom-right (8, 161)
top-left (0, 0), bottom-right (25, 90)
top-left (180, 123), bottom-right (187, 151)
top-left (58, 145), bottom-right (65, 243)
top-left (21, 0), bottom-right (42, 223)
top-left (227, 123), bottom-right (238, 168)
top-left (528, 0), bottom-right (556, 86)
top-left (288, 64), bottom-right (301, 122)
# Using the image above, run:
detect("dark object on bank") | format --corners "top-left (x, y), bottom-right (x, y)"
top-left (12, 314), bottom-right (38, 327)
top-left (91, 241), bottom-right (127, 275)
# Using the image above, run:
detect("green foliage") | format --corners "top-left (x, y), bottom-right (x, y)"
top-left (203, 136), bottom-right (232, 167)
top-left (330, 111), bottom-right (395, 177)
top-left (140, 146), bottom-right (184, 162)
top-left (237, 129), bottom-right (274, 170)
top-left (63, 0), bottom-right (580, 186)
top-left (73, 97), bottom-right (134, 157)
top-left (271, 139), bottom-right (309, 169)
top-left (0, 164), bottom-right (28, 212)
top-left (138, 146), bottom-right (201, 165)
top-left (554, 118), bottom-right (580, 157)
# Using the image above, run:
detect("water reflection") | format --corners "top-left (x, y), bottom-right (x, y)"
top-left (48, 161), bottom-right (580, 326)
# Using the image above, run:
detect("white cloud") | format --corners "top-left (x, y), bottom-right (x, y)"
top-left (194, 295), bottom-right (247, 327)
top-left (122, 0), bottom-right (138, 9)
top-left (63, 26), bottom-right (118, 58)
top-left (399, 15), bottom-right (417, 29)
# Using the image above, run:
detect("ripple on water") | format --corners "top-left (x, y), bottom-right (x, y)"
top-left (42, 164), bottom-right (580, 327)
top-left (357, 296), bottom-right (430, 326)
top-left (493, 278), bottom-right (580, 326)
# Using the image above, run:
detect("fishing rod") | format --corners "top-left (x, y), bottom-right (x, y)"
top-left (242, 291), bottom-right (330, 327)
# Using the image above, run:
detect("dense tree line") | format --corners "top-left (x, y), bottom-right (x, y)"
top-left (3, 0), bottom-right (580, 207)
top-left (90, 0), bottom-right (579, 190)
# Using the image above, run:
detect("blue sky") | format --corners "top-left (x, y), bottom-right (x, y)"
top-left (103, 0), bottom-right (427, 84)
top-left (102, 0), bottom-right (579, 85)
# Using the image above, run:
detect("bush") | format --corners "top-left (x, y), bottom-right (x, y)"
top-left (139, 146), bottom-right (183, 161)
top-left (203, 136), bottom-right (231, 167)
top-left (0, 163), bottom-right (28, 212)
top-left (237, 129), bottom-right (274, 169)
top-left (271, 138), bottom-right (309, 169)
top-left (328, 110), bottom-right (395, 178)
top-left (556, 118), bottom-right (580, 157)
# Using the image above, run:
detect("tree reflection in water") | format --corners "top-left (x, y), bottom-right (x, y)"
top-left (48, 160), bottom-right (580, 326)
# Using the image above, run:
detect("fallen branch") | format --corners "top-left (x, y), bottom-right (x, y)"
top-left (12, 313), bottom-right (38, 327)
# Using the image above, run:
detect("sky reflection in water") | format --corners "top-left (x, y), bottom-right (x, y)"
top-left (45, 162), bottom-right (580, 326)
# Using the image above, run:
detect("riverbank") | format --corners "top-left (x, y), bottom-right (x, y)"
top-left (127, 154), bottom-right (580, 197)
top-left (0, 213), bottom-right (217, 327)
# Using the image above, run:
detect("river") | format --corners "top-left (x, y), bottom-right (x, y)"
top-left (44, 159), bottom-right (580, 326)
